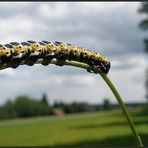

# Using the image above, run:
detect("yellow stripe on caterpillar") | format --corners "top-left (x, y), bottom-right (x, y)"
top-left (0, 40), bottom-right (111, 74)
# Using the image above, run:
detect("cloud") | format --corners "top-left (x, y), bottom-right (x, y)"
top-left (37, 3), bottom-right (67, 19)
top-left (0, 2), bottom-right (147, 105)
top-left (61, 75), bottom-right (96, 87)
top-left (0, 68), bottom-right (16, 77)
top-left (0, 2), bottom-right (145, 55)
top-left (111, 53), bottom-right (147, 70)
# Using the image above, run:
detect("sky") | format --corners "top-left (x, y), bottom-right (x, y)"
top-left (0, 2), bottom-right (147, 105)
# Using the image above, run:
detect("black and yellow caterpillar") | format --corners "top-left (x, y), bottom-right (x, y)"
top-left (0, 41), bottom-right (111, 74)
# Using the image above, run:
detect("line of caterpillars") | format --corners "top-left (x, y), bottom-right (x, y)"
top-left (0, 41), bottom-right (111, 74)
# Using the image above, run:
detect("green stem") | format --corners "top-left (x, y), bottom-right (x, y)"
top-left (100, 72), bottom-right (144, 147)
top-left (62, 60), bottom-right (144, 147)
top-left (0, 59), bottom-right (144, 146)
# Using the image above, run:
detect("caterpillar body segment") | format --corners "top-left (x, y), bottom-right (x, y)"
top-left (0, 40), bottom-right (111, 74)
top-left (20, 42), bottom-right (34, 66)
top-left (2, 44), bottom-right (18, 68)
top-left (25, 41), bottom-right (44, 66)
top-left (20, 42), bottom-right (32, 57)
top-left (53, 41), bottom-right (70, 66)
top-left (67, 44), bottom-right (80, 61)
top-left (0, 44), bottom-right (13, 64)
top-left (41, 41), bottom-right (58, 66)
top-left (2, 44), bottom-right (14, 58)
top-left (8, 42), bottom-right (24, 68)
top-left (27, 40), bottom-right (43, 57)
top-left (78, 47), bottom-right (93, 64)
top-left (54, 41), bottom-right (70, 61)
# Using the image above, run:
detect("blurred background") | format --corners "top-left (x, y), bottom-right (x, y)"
top-left (0, 2), bottom-right (147, 146)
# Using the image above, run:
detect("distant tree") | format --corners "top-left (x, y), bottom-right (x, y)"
top-left (78, 102), bottom-right (92, 112)
top-left (0, 107), bottom-right (9, 119)
top-left (0, 95), bottom-right (53, 120)
top-left (0, 99), bottom-right (17, 119)
top-left (138, 2), bottom-right (148, 52)
top-left (70, 102), bottom-right (92, 113)
top-left (63, 104), bottom-right (75, 114)
top-left (138, 2), bottom-right (148, 102)
top-left (14, 96), bottom-right (35, 117)
top-left (41, 93), bottom-right (49, 106)
top-left (52, 101), bottom-right (93, 114)
top-left (53, 101), bottom-right (65, 109)
top-left (102, 98), bottom-right (112, 110)
top-left (3, 100), bottom-right (16, 118)
top-left (14, 95), bottom-right (50, 117)
top-left (146, 69), bottom-right (148, 100)
top-left (53, 101), bottom-right (60, 108)
top-left (93, 104), bottom-right (101, 111)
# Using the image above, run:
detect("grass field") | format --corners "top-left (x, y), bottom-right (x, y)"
top-left (0, 109), bottom-right (147, 146)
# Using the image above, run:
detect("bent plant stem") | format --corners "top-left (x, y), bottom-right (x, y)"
top-left (100, 72), bottom-right (143, 147)
top-left (0, 59), bottom-right (143, 146)
top-left (63, 60), bottom-right (144, 147)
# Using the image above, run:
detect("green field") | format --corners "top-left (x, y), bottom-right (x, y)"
top-left (0, 109), bottom-right (147, 146)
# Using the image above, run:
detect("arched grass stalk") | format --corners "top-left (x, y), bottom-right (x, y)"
top-left (0, 59), bottom-right (143, 147)
top-left (100, 73), bottom-right (143, 147)
top-left (51, 60), bottom-right (144, 147)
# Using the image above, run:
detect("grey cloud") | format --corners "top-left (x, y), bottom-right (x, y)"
top-left (0, 2), bottom-right (46, 18)
top-left (34, 2), bottom-right (144, 57)
top-left (0, 2), bottom-right (146, 105)
top-left (0, 2), bottom-right (144, 57)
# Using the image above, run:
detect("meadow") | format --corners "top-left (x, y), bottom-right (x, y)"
top-left (0, 109), bottom-right (147, 146)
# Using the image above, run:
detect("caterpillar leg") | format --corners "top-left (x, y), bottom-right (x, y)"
top-left (6, 56), bottom-right (22, 69)
top-left (8, 64), bottom-right (19, 69)
top-left (55, 60), bottom-right (66, 66)
top-left (68, 52), bottom-right (79, 61)
top-left (87, 65), bottom-right (99, 74)
top-left (41, 54), bottom-right (55, 66)
top-left (87, 68), bottom-right (93, 73)
top-left (93, 67), bottom-right (100, 74)
top-left (41, 60), bottom-right (51, 66)
top-left (55, 52), bottom-right (69, 66)
top-left (24, 59), bottom-right (36, 66)
top-left (24, 54), bottom-right (39, 66)
top-left (41, 58), bottom-right (53, 66)
top-left (7, 61), bottom-right (20, 69)
top-left (58, 52), bottom-right (69, 61)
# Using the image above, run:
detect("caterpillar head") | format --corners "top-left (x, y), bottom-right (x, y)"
top-left (102, 56), bottom-right (111, 74)
top-left (105, 61), bottom-right (111, 72)
top-left (100, 61), bottom-right (111, 74)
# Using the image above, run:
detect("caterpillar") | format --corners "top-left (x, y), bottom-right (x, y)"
top-left (0, 41), bottom-right (111, 74)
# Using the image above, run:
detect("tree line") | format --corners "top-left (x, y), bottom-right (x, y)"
top-left (138, 2), bottom-right (148, 115)
top-left (0, 94), bottom-right (113, 120)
